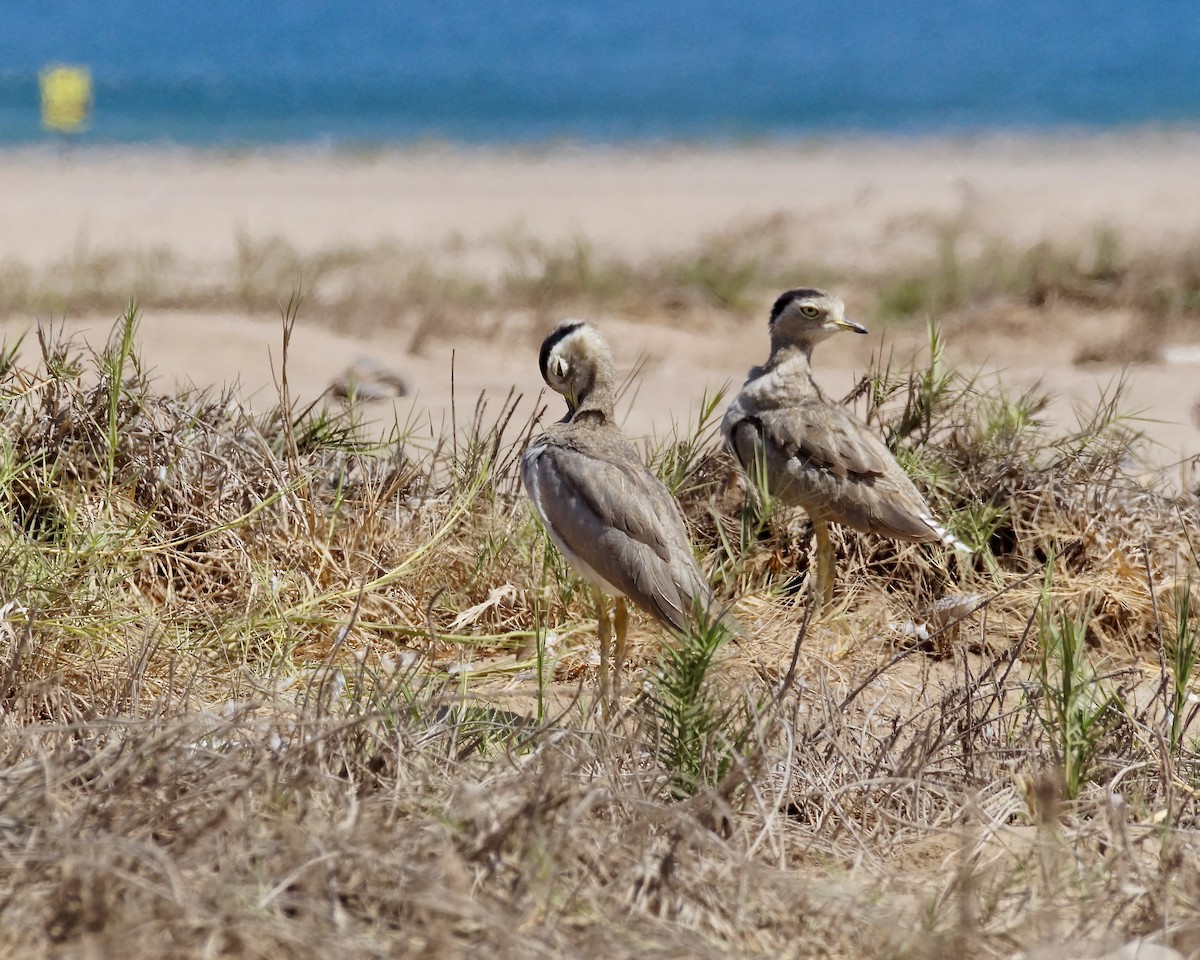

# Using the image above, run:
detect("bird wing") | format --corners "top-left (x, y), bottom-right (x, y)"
top-left (727, 399), bottom-right (958, 544)
top-left (522, 439), bottom-right (708, 631)
top-left (747, 399), bottom-right (890, 480)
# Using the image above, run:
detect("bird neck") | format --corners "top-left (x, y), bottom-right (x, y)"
top-left (571, 368), bottom-right (617, 423)
top-left (752, 341), bottom-right (824, 401)
top-left (766, 339), bottom-right (815, 370)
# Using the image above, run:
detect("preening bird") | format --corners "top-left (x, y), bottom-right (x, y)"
top-left (721, 288), bottom-right (970, 608)
top-left (522, 320), bottom-right (727, 706)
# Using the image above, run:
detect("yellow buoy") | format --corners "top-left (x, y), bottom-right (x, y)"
top-left (39, 64), bottom-right (93, 134)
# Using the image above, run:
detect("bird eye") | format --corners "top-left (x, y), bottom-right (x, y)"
top-left (799, 305), bottom-right (820, 319)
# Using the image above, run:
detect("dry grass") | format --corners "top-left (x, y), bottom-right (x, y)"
top-left (6, 216), bottom-right (1200, 356)
top-left (1, 302), bottom-right (1199, 958)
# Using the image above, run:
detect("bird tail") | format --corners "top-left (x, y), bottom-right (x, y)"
top-left (921, 514), bottom-right (974, 554)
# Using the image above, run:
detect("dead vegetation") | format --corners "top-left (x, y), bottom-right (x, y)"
top-left (4, 216), bottom-right (1200, 358)
top-left (0, 301), bottom-right (1199, 958)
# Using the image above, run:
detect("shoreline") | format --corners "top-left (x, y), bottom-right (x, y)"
top-left (4, 123), bottom-right (1200, 158)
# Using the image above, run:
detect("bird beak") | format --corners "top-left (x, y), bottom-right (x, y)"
top-left (834, 317), bottom-right (870, 335)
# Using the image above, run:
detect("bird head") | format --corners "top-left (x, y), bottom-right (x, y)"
top-left (767, 288), bottom-right (868, 352)
top-left (537, 320), bottom-right (617, 417)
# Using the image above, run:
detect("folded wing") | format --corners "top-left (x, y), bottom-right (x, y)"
top-left (728, 399), bottom-right (947, 542)
top-left (523, 440), bottom-right (714, 631)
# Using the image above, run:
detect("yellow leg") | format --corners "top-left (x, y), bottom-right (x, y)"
top-left (814, 519), bottom-right (835, 609)
top-left (612, 597), bottom-right (629, 705)
top-left (594, 588), bottom-right (613, 714)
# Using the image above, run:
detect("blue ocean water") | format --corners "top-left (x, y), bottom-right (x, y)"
top-left (1, 0), bottom-right (1198, 146)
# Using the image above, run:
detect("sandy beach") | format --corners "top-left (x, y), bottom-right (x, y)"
top-left (1, 134), bottom-right (1198, 477)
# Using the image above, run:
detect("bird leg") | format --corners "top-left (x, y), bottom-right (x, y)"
top-left (593, 588), bottom-right (613, 714)
top-left (814, 519), bottom-right (835, 609)
top-left (612, 596), bottom-right (629, 705)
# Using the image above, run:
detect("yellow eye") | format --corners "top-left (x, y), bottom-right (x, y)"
top-left (799, 305), bottom-right (820, 319)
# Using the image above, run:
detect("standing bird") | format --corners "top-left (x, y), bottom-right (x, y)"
top-left (722, 288), bottom-right (970, 608)
top-left (522, 320), bottom-right (725, 706)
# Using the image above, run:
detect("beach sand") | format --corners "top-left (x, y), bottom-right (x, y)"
top-left (1, 134), bottom-right (1198, 480)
